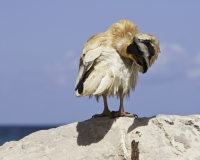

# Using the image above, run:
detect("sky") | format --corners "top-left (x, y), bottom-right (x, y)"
top-left (0, 1), bottom-right (200, 125)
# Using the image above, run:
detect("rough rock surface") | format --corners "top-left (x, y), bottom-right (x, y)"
top-left (0, 115), bottom-right (200, 160)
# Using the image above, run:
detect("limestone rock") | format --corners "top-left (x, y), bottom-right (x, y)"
top-left (0, 115), bottom-right (200, 160)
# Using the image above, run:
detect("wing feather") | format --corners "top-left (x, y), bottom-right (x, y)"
top-left (75, 44), bottom-right (105, 94)
top-left (76, 62), bottom-right (114, 96)
top-left (93, 74), bottom-right (113, 95)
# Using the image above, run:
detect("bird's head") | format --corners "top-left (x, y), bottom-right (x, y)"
top-left (107, 20), bottom-right (160, 73)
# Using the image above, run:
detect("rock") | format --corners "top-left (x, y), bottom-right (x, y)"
top-left (0, 115), bottom-right (200, 160)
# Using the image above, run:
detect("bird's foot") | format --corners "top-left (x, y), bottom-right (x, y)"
top-left (92, 110), bottom-right (111, 118)
top-left (111, 111), bottom-right (138, 118)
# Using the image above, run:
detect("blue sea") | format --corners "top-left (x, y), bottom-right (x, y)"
top-left (0, 126), bottom-right (59, 146)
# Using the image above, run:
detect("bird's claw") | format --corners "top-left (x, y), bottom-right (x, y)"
top-left (110, 111), bottom-right (138, 118)
top-left (110, 111), bottom-right (117, 118)
top-left (91, 110), bottom-right (138, 118)
top-left (92, 111), bottom-right (111, 118)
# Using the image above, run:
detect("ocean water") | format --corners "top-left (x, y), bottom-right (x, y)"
top-left (0, 126), bottom-right (58, 146)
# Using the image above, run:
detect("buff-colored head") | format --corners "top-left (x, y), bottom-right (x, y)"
top-left (107, 20), bottom-right (138, 53)
top-left (107, 20), bottom-right (160, 73)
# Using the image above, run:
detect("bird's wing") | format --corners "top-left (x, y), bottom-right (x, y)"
top-left (75, 42), bottom-right (105, 94)
top-left (75, 43), bottom-right (116, 96)
top-left (79, 59), bottom-right (114, 96)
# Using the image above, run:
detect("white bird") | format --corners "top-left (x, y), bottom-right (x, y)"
top-left (75, 20), bottom-right (160, 118)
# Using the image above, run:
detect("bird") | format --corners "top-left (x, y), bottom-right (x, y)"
top-left (75, 20), bottom-right (160, 118)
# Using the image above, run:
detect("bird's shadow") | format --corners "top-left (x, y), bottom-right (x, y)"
top-left (76, 116), bottom-right (155, 146)
top-left (127, 115), bottom-right (156, 133)
top-left (76, 117), bottom-right (115, 146)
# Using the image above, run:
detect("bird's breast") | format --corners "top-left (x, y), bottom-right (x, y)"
top-left (100, 50), bottom-right (139, 95)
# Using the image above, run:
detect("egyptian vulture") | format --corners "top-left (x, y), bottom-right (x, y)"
top-left (75, 20), bottom-right (160, 118)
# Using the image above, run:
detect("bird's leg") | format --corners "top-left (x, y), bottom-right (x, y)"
top-left (92, 95), bottom-right (111, 118)
top-left (113, 90), bottom-right (138, 117)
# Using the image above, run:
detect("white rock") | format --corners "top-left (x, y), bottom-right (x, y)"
top-left (0, 115), bottom-right (200, 160)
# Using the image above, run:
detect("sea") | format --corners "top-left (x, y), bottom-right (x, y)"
top-left (0, 125), bottom-right (59, 146)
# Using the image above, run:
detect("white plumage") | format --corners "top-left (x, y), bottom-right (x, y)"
top-left (75, 20), bottom-right (160, 118)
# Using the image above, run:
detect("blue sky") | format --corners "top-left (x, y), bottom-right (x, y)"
top-left (0, 1), bottom-right (200, 125)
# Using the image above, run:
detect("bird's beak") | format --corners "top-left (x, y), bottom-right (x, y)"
top-left (129, 54), bottom-right (149, 73)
